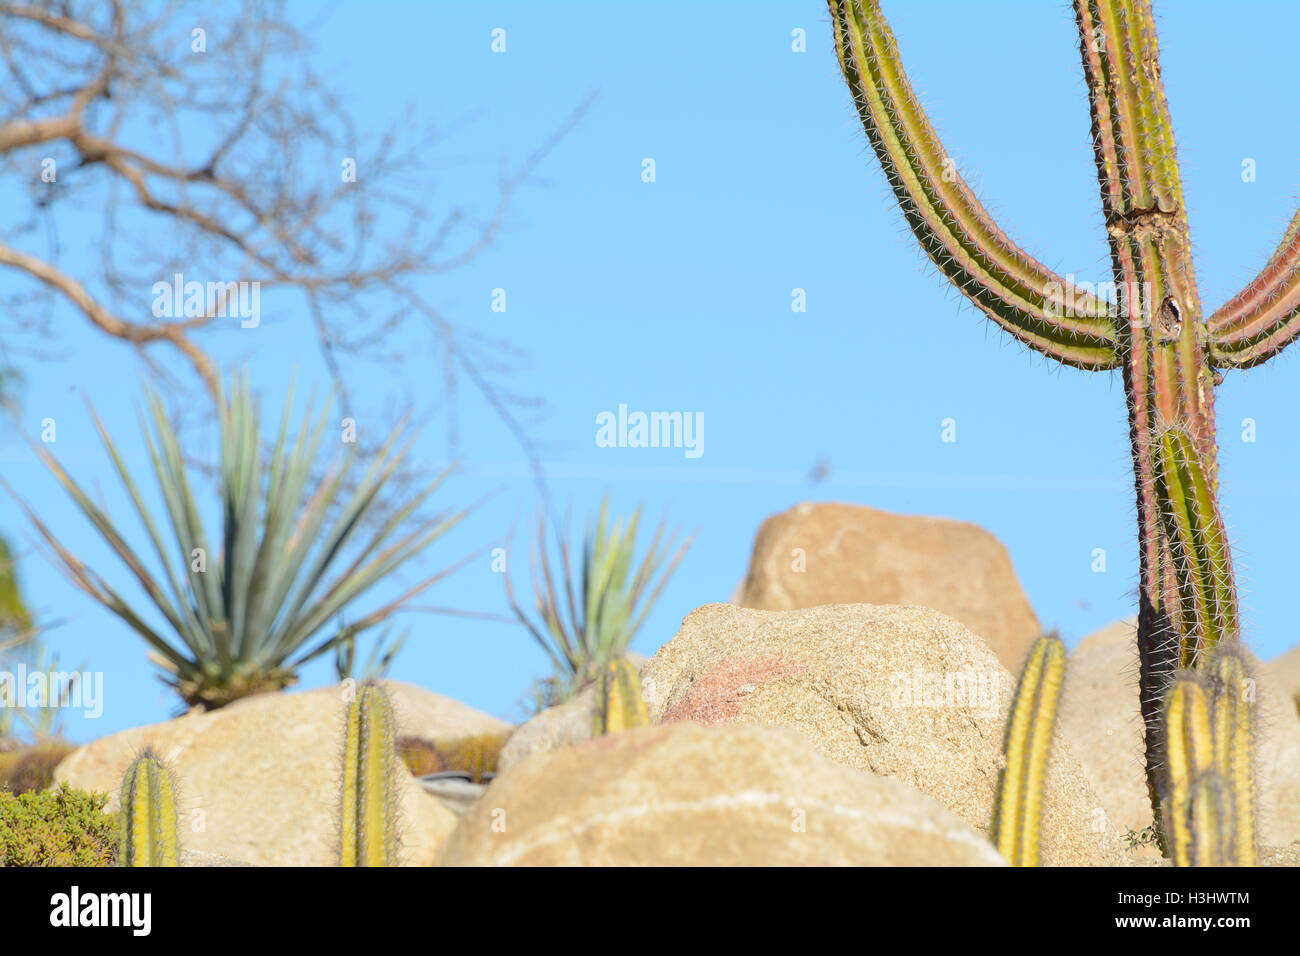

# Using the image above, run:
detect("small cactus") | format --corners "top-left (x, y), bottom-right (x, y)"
top-left (594, 657), bottom-right (650, 737)
top-left (1205, 644), bottom-right (1258, 865)
top-left (991, 634), bottom-right (1066, 867)
top-left (339, 681), bottom-right (399, 867)
top-left (1160, 651), bottom-right (1258, 866)
top-left (118, 749), bottom-right (180, 867)
top-left (1161, 673), bottom-right (1218, 865)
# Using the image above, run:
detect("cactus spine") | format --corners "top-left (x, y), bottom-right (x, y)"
top-left (118, 749), bottom-right (180, 867)
top-left (991, 635), bottom-right (1066, 867)
top-left (827, 0), bottom-right (1300, 824)
top-left (594, 657), bottom-right (650, 736)
top-left (339, 680), bottom-right (398, 867)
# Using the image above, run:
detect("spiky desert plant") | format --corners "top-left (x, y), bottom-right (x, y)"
top-left (1161, 673), bottom-right (1217, 865)
top-left (1204, 643), bottom-right (1257, 865)
top-left (991, 634), bottom-right (1066, 867)
top-left (7, 371), bottom-right (465, 711)
top-left (118, 749), bottom-right (180, 867)
top-left (827, 0), bottom-right (1298, 819)
top-left (505, 497), bottom-right (693, 706)
top-left (594, 657), bottom-right (651, 737)
top-left (339, 680), bottom-right (399, 867)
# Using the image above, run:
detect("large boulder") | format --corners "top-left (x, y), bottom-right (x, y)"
top-left (496, 652), bottom-right (649, 773)
top-left (640, 603), bottom-right (1121, 865)
top-left (439, 722), bottom-right (1007, 866)
top-left (738, 503), bottom-right (1041, 670)
top-left (498, 684), bottom-right (598, 773)
top-left (1056, 618), bottom-right (1152, 837)
top-left (55, 682), bottom-right (465, 866)
top-left (383, 680), bottom-right (513, 742)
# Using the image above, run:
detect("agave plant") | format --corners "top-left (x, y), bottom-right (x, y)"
top-left (9, 372), bottom-right (464, 710)
top-left (505, 498), bottom-right (693, 707)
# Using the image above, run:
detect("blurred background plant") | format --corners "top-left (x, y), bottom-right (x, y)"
top-left (334, 624), bottom-right (408, 683)
top-left (7, 370), bottom-right (475, 712)
top-left (398, 730), bottom-right (510, 783)
top-left (505, 498), bottom-right (693, 710)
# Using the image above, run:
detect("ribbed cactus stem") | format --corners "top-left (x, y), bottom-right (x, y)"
top-left (339, 680), bottom-right (398, 867)
top-left (1183, 772), bottom-right (1234, 867)
top-left (1205, 644), bottom-right (1257, 865)
top-left (594, 658), bottom-right (650, 736)
top-left (118, 749), bottom-right (180, 867)
top-left (991, 634), bottom-right (1066, 867)
top-left (1162, 674), bottom-right (1215, 865)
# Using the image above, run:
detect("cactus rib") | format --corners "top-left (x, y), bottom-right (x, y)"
top-left (991, 635), bottom-right (1066, 867)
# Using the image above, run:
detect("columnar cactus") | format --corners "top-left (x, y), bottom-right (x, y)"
top-left (118, 749), bottom-right (180, 867)
top-left (1161, 674), bottom-right (1216, 864)
top-left (1205, 644), bottom-right (1258, 864)
top-left (339, 680), bottom-right (399, 867)
top-left (594, 657), bottom-right (650, 736)
top-left (827, 0), bottom-right (1298, 820)
top-left (991, 635), bottom-right (1066, 867)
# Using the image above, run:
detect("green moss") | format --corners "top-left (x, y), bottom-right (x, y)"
top-left (0, 784), bottom-right (118, 866)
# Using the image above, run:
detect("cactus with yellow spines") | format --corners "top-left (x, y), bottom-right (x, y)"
top-left (593, 657), bottom-right (650, 737)
top-left (118, 749), bottom-right (180, 867)
top-left (339, 680), bottom-right (399, 867)
top-left (1161, 673), bottom-right (1217, 864)
top-left (991, 634), bottom-right (1066, 867)
top-left (1205, 644), bottom-right (1258, 865)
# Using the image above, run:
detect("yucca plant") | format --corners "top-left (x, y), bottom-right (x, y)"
top-left (8, 372), bottom-right (465, 711)
top-left (505, 498), bottom-right (693, 707)
top-left (826, 0), bottom-right (1299, 825)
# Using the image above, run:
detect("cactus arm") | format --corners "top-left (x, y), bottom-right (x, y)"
top-left (990, 635), bottom-right (1065, 867)
top-left (1208, 208), bottom-right (1300, 367)
top-left (827, 0), bottom-right (1120, 370)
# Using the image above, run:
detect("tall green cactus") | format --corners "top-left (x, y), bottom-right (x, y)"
top-left (991, 635), bottom-right (1066, 867)
top-left (118, 749), bottom-right (180, 867)
top-left (339, 680), bottom-right (399, 867)
top-left (827, 0), bottom-right (1298, 820)
top-left (594, 657), bottom-right (650, 737)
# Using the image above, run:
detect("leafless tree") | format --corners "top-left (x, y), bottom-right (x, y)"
top-left (0, 0), bottom-right (591, 466)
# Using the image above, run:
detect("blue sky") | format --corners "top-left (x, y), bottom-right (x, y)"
top-left (3, 0), bottom-right (1300, 741)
